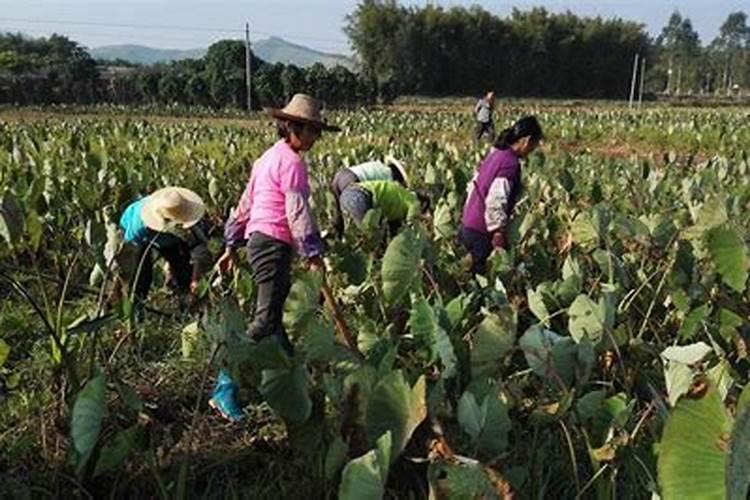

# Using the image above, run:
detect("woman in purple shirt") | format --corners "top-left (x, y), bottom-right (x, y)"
top-left (459, 116), bottom-right (543, 275)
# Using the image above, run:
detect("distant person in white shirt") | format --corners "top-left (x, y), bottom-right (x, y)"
top-left (474, 91), bottom-right (496, 142)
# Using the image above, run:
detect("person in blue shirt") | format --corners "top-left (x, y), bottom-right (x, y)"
top-left (118, 186), bottom-right (209, 305)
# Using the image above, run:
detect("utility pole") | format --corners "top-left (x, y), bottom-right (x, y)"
top-left (245, 22), bottom-right (252, 112)
top-left (628, 52), bottom-right (639, 109)
top-left (638, 57), bottom-right (646, 108)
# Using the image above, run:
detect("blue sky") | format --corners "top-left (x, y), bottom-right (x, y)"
top-left (0, 0), bottom-right (745, 54)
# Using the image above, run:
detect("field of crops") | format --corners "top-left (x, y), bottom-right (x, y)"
top-left (1, 102), bottom-right (749, 499)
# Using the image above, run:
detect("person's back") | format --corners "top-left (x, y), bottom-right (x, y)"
top-left (358, 180), bottom-right (420, 223)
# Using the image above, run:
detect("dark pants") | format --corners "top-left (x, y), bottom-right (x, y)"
top-left (131, 240), bottom-right (192, 302)
top-left (332, 168), bottom-right (359, 236)
top-left (246, 232), bottom-right (294, 353)
top-left (458, 226), bottom-right (492, 275)
top-left (475, 121), bottom-right (495, 142)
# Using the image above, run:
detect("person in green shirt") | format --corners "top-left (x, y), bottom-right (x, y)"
top-left (339, 179), bottom-right (427, 235)
top-left (331, 156), bottom-right (409, 236)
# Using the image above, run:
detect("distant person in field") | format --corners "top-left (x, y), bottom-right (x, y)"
top-left (474, 91), bottom-right (496, 142)
top-left (460, 115), bottom-right (543, 275)
top-left (211, 93), bottom-right (339, 422)
top-left (117, 186), bottom-right (210, 309)
top-left (331, 155), bottom-right (409, 236)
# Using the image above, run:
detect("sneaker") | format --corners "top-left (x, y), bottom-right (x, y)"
top-left (208, 369), bottom-right (244, 422)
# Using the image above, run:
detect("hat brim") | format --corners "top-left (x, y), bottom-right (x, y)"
top-left (385, 155), bottom-right (409, 187)
top-left (266, 108), bottom-right (341, 132)
top-left (140, 187), bottom-right (206, 232)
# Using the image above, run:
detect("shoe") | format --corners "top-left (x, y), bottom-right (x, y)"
top-left (209, 369), bottom-right (244, 422)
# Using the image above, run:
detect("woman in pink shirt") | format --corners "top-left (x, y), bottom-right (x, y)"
top-left (211, 94), bottom-right (340, 421)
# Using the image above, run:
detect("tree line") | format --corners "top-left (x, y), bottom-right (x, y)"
top-left (0, 35), bottom-right (376, 109)
top-left (1, 4), bottom-right (748, 108)
top-left (345, 2), bottom-right (750, 99)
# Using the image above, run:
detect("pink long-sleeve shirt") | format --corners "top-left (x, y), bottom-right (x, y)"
top-left (224, 140), bottom-right (324, 257)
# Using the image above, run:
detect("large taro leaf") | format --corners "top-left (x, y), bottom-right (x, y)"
top-left (339, 431), bottom-right (392, 500)
top-left (283, 271), bottom-right (323, 332)
top-left (470, 308), bottom-right (516, 379)
top-left (519, 325), bottom-right (563, 377)
top-left (93, 424), bottom-right (140, 477)
top-left (366, 371), bottom-right (427, 460)
top-left (409, 299), bottom-right (457, 379)
top-left (570, 213), bottom-right (600, 250)
top-left (260, 364), bottom-right (311, 424)
top-left (457, 391), bottom-right (511, 457)
top-left (300, 316), bottom-right (337, 363)
top-left (707, 225), bottom-right (749, 293)
top-left (658, 383), bottom-right (730, 500)
top-left (381, 227), bottom-right (423, 306)
top-left (661, 342), bottom-right (714, 406)
top-left (428, 459), bottom-right (511, 500)
top-left (568, 294), bottom-right (605, 344)
top-left (728, 405), bottom-right (750, 500)
top-left (72, 371), bottom-right (107, 474)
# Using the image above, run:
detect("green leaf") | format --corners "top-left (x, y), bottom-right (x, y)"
top-left (738, 384), bottom-right (750, 415)
top-left (685, 198), bottom-right (727, 240)
top-left (568, 294), bottom-right (605, 343)
top-left (339, 431), bottom-right (392, 500)
top-left (445, 294), bottom-right (469, 330)
top-left (300, 317), bottom-right (337, 363)
top-left (181, 321), bottom-right (200, 359)
top-left (381, 228), bottom-right (423, 306)
top-left (457, 391), bottom-right (483, 442)
top-left (570, 213), bottom-right (599, 250)
top-left (664, 362), bottom-right (695, 407)
top-left (325, 437), bottom-right (349, 480)
top-left (433, 198), bottom-right (454, 240)
top-left (93, 424), bottom-right (140, 477)
top-left (260, 364), bottom-right (311, 424)
top-left (527, 286), bottom-right (551, 324)
top-left (661, 342), bottom-right (712, 365)
top-left (458, 391), bottom-right (511, 457)
top-left (283, 272), bottom-right (322, 332)
top-left (0, 191), bottom-right (24, 246)
top-left (26, 210), bottom-right (43, 251)
top-left (115, 382), bottom-right (143, 413)
top-left (519, 325), bottom-right (563, 377)
top-left (366, 371), bottom-right (427, 460)
top-left (428, 460), bottom-right (502, 499)
top-left (0, 339), bottom-right (9, 368)
top-left (707, 226), bottom-right (749, 293)
top-left (470, 308), bottom-right (516, 379)
top-left (679, 304), bottom-right (712, 340)
top-left (72, 372), bottom-right (107, 474)
top-left (728, 405), bottom-right (750, 500)
top-left (658, 383), bottom-right (730, 500)
top-left (409, 299), bottom-right (457, 378)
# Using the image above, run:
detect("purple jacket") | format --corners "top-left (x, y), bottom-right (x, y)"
top-left (461, 147), bottom-right (521, 235)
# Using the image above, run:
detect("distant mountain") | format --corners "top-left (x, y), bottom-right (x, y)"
top-left (89, 45), bottom-right (206, 65)
top-left (254, 37), bottom-right (353, 70)
top-left (89, 37), bottom-right (354, 70)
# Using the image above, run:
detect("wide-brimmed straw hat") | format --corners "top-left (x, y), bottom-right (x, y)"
top-left (265, 93), bottom-right (341, 132)
top-left (141, 187), bottom-right (206, 232)
top-left (385, 154), bottom-right (409, 186)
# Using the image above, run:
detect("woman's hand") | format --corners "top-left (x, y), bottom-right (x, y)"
top-left (307, 255), bottom-right (326, 276)
top-left (491, 231), bottom-right (506, 250)
top-left (215, 248), bottom-right (237, 274)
